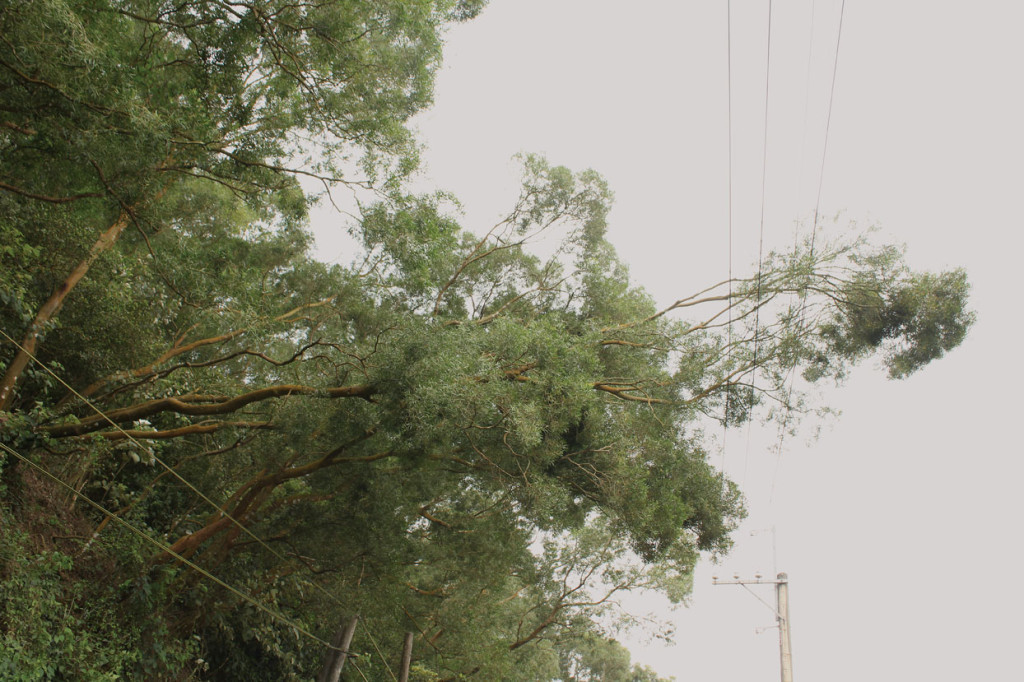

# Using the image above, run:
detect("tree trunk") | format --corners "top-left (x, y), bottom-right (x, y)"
top-left (0, 165), bottom-right (175, 411)
top-left (0, 210), bottom-right (132, 410)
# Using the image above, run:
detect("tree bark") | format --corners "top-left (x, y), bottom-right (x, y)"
top-left (0, 210), bottom-right (132, 410)
top-left (0, 170), bottom-right (174, 411)
top-left (153, 444), bottom-right (392, 565)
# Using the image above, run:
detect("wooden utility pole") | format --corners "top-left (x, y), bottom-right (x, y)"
top-left (776, 573), bottom-right (793, 682)
top-left (712, 572), bottom-right (795, 682)
top-left (318, 615), bottom-right (359, 682)
top-left (398, 631), bottom-right (415, 682)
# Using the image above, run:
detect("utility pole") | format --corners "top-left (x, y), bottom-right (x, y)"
top-left (712, 572), bottom-right (794, 682)
top-left (317, 615), bottom-right (359, 682)
top-left (398, 631), bottom-right (415, 682)
top-left (776, 573), bottom-right (793, 682)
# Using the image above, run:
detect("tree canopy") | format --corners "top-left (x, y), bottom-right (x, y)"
top-left (0, 1), bottom-right (973, 679)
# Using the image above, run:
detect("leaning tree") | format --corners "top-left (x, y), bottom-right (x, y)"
top-left (0, 2), bottom-right (972, 679)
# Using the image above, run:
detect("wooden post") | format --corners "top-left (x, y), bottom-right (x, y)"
top-left (318, 615), bottom-right (359, 682)
top-left (776, 573), bottom-right (793, 682)
top-left (398, 631), bottom-right (415, 682)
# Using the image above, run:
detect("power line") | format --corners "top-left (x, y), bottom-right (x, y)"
top-left (768, 363), bottom-right (798, 504)
top-left (0, 440), bottom-right (344, 654)
top-left (0, 327), bottom-right (300, 564)
top-left (350, 658), bottom-right (371, 682)
top-left (809, 0), bottom-right (847, 255)
top-left (795, 0), bottom-right (818, 234)
top-left (365, 625), bottom-right (399, 682)
top-left (720, 0), bottom-right (734, 481)
top-left (0, 327), bottom-right (398, 676)
top-left (756, 0), bottom-right (774, 279)
top-left (743, 0), bottom-right (774, 489)
top-left (771, 0), bottom-right (847, 504)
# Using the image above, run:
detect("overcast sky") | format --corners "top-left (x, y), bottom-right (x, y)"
top-left (315, 1), bottom-right (1024, 679)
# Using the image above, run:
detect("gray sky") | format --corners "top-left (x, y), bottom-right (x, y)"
top-left (315, 1), bottom-right (1024, 679)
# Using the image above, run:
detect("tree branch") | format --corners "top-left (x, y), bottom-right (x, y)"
top-left (592, 382), bottom-right (671, 405)
top-left (71, 298), bottom-right (336, 403)
top-left (83, 421), bottom-right (275, 440)
top-left (41, 383), bottom-right (374, 438)
top-left (0, 179), bottom-right (104, 204)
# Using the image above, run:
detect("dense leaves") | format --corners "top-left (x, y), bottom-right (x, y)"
top-left (0, 2), bottom-right (973, 680)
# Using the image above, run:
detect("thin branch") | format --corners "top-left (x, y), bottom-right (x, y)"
top-left (0, 179), bottom-right (104, 204)
top-left (592, 383), bottom-right (671, 405)
top-left (84, 421), bottom-right (275, 441)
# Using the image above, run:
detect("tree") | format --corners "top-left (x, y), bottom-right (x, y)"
top-left (0, 0), bottom-right (474, 409)
top-left (1, 153), bottom-right (972, 678)
top-left (0, 2), bottom-right (974, 679)
top-left (557, 632), bottom-right (674, 682)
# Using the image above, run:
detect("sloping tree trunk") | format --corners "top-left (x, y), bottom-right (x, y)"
top-left (0, 209), bottom-right (132, 410)
top-left (1, 173), bottom-right (173, 410)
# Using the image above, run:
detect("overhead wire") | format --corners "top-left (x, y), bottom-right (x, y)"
top-left (809, 0), bottom-right (847, 256)
top-left (0, 439), bottom-right (345, 654)
top-left (795, 0), bottom-right (819, 230)
top-left (742, 0), bottom-right (774, 490)
top-left (350, 658), bottom-right (371, 682)
top-left (0, 327), bottom-right (399, 678)
top-left (365, 625), bottom-right (399, 681)
top-left (770, 0), bottom-right (847, 504)
top-left (0, 328), bottom-right (308, 567)
top-left (719, 0), bottom-right (734, 483)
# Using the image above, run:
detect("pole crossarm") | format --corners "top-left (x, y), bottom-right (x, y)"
top-left (712, 572), bottom-right (794, 682)
top-left (712, 574), bottom-right (783, 618)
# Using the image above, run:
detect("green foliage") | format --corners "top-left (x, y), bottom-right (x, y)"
top-left (826, 268), bottom-right (974, 379)
top-left (557, 632), bottom-right (675, 682)
top-left (0, 1), bottom-right (974, 680)
top-left (0, 521), bottom-right (146, 680)
top-left (794, 239), bottom-right (976, 381)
